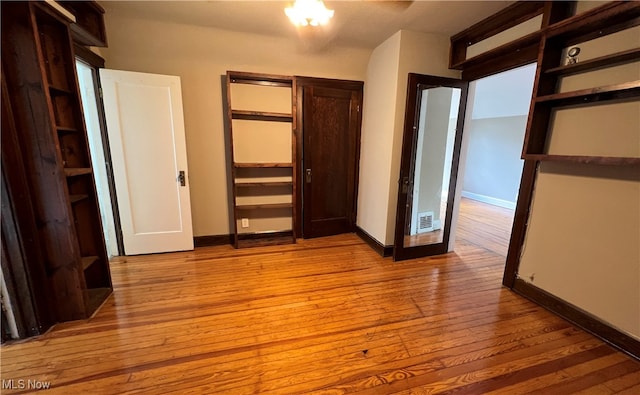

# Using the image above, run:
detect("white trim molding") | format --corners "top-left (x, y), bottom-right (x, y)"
top-left (461, 191), bottom-right (516, 210)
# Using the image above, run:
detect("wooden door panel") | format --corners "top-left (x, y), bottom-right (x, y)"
top-left (301, 81), bottom-right (362, 238)
top-left (393, 74), bottom-right (469, 261)
top-left (100, 69), bottom-right (194, 255)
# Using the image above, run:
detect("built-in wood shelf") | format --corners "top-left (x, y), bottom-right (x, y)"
top-left (228, 71), bottom-right (293, 87)
top-left (231, 110), bottom-right (293, 122)
top-left (545, 1), bottom-right (640, 46)
top-left (451, 2), bottom-right (640, 71)
top-left (84, 287), bottom-right (111, 313)
top-left (69, 194), bottom-right (89, 204)
top-left (520, 2), bottom-right (639, 169)
top-left (227, 71), bottom-right (296, 249)
top-left (238, 230), bottom-right (293, 236)
top-left (523, 154), bottom-right (640, 166)
top-left (57, 126), bottom-right (79, 133)
top-left (64, 167), bottom-right (92, 177)
top-left (535, 81), bottom-right (640, 106)
top-left (59, 1), bottom-right (108, 47)
top-left (3, 1), bottom-right (112, 324)
top-left (81, 255), bottom-right (99, 270)
top-left (450, 30), bottom-right (542, 70)
top-left (545, 48), bottom-right (640, 76)
top-left (236, 230), bottom-right (295, 248)
top-left (235, 182), bottom-right (293, 188)
top-left (236, 237), bottom-right (295, 248)
top-left (49, 84), bottom-right (72, 95)
top-left (234, 162), bottom-right (293, 168)
top-left (236, 203), bottom-right (293, 210)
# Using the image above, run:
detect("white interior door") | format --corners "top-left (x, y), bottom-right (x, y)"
top-left (100, 69), bottom-right (193, 255)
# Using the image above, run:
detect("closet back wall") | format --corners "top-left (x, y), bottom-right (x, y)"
top-left (100, 9), bottom-right (371, 237)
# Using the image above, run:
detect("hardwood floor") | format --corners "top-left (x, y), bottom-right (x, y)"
top-left (2, 233), bottom-right (639, 393)
top-left (454, 197), bottom-right (515, 257)
top-left (404, 197), bottom-right (514, 253)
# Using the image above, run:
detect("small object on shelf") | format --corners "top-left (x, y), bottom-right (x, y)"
top-left (567, 46), bottom-right (581, 64)
top-left (544, 48), bottom-right (640, 76)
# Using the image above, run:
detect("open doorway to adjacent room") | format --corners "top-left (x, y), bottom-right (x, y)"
top-left (454, 63), bottom-right (536, 258)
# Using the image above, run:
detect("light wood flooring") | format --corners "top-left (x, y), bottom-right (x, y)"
top-left (404, 197), bottom-right (514, 254)
top-left (2, 207), bottom-right (639, 393)
top-left (454, 197), bottom-right (514, 257)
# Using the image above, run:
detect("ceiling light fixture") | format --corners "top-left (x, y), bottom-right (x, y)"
top-left (285, 0), bottom-right (334, 27)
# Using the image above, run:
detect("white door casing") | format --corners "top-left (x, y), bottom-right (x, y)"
top-left (76, 61), bottom-right (119, 257)
top-left (100, 69), bottom-right (193, 255)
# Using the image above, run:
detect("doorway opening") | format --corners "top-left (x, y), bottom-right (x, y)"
top-left (453, 63), bottom-right (537, 258)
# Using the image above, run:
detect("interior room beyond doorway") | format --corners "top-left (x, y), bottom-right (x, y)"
top-left (454, 63), bottom-right (537, 257)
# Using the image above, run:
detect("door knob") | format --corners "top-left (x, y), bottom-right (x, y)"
top-left (401, 176), bottom-right (409, 193)
top-left (306, 169), bottom-right (312, 183)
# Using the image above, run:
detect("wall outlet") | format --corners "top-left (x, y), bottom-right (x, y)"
top-left (241, 218), bottom-right (249, 228)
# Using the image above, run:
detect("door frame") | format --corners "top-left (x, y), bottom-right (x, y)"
top-left (295, 77), bottom-right (364, 238)
top-left (74, 46), bottom-right (124, 256)
top-left (393, 74), bottom-right (469, 261)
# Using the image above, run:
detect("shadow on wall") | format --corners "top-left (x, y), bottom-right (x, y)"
top-left (220, 74), bottom-right (236, 234)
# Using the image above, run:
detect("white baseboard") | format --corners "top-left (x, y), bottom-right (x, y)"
top-left (461, 191), bottom-right (516, 210)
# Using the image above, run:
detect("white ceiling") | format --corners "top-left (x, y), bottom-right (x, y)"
top-left (102, 1), bottom-right (514, 50)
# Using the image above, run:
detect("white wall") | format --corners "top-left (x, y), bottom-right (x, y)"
top-left (519, 164), bottom-right (640, 339)
top-left (356, 32), bottom-right (402, 244)
top-left (357, 30), bottom-right (459, 246)
top-left (462, 116), bottom-right (527, 206)
top-left (101, 11), bottom-right (371, 237)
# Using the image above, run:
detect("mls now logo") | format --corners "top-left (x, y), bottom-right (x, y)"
top-left (2, 379), bottom-right (51, 390)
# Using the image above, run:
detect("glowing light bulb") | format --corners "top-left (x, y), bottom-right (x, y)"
top-left (285, 0), bottom-right (334, 27)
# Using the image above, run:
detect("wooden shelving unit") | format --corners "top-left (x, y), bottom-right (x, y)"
top-left (231, 110), bottom-right (293, 122)
top-left (450, 31), bottom-right (543, 70)
top-left (226, 71), bottom-right (297, 248)
top-left (2, 2), bottom-right (112, 322)
top-left (58, 1), bottom-right (108, 47)
top-left (543, 1), bottom-right (640, 45)
top-left (236, 203), bottom-right (293, 210)
top-left (236, 182), bottom-right (293, 188)
top-left (234, 162), bottom-right (293, 168)
top-left (522, 1), bottom-right (640, 165)
top-left (535, 81), bottom-right (640, 105)
top-left (64, 168), bottom-right (93, 177)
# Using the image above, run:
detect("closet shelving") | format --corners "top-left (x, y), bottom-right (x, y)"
top-left (226, 71), bottom-right (297, 248)
top-left (522, 1), bottom-right (640, 166)
top-left (2, 1), bottom-right (112, 321)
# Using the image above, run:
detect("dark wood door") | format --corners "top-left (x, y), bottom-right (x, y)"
top-left (393, 74), bottom-right (469, 261)
top-left (299, 79), bottom-right (363, 238)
